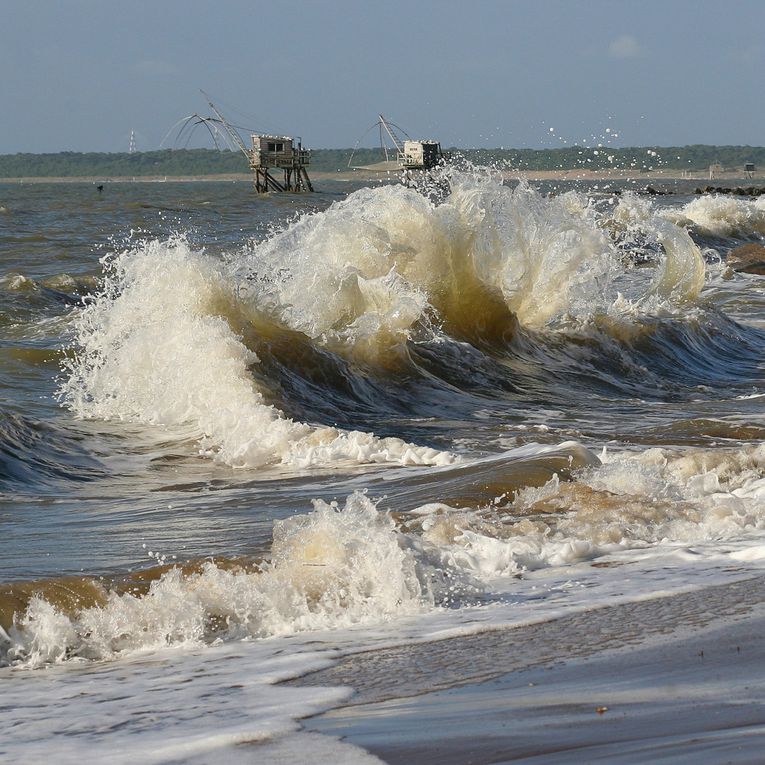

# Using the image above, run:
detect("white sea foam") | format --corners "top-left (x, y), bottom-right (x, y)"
top-left (5, 474), bottom-right (765, 764)
top-left (60, 238), bottom-right (453, 469)
top-left (663, 194), bottom-right (765, 238)
top-left (401, 442), bottom-right (765, 580)
top-left (510, 443), bottom-right (765, 552)
top-left (60, 176), bottom-right (708, 470)
top-left (6, 441), bottom-right (765, 671)
top-left (4, 492), bottom-right (432, 668)
top-left (3, 432), bottom-right (765, 762)
top-left (0, 640), bottom-right (364, 765)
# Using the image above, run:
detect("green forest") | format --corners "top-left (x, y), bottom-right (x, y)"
top-left (0, 145), bottom-right (763, 178)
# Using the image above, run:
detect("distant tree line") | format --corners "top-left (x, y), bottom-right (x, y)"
top-left (0, 145), bottom-right (763, 178)
top-left (455, 145), bottom-right (765, 172)
top-left (0, 150), bottom-right (246, 178)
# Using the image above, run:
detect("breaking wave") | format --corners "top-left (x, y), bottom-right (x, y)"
top-left (58, 238), bottom-right (453, 469)
top-left (59, 174), bottom-right (717, 468)
top-left (4, 440), bottom-right (765, 669)
top-left (663, 194), bottom-right (765, 239)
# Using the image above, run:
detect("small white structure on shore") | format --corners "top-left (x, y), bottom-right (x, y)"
top-left (399, 139), bottom-right (444, 170)
top-left (348, 115), bottom-right (446, 175)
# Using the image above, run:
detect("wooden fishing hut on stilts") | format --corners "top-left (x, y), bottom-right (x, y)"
top-left (192, 92), bottom-right (314, 193)
top-left (249, 135), bottom-right (313, 193)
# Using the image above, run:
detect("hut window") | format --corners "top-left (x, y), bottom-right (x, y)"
top-left (267, 142), bottom-right (284, 152)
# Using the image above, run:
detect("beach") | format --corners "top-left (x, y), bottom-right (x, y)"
top-left (306, 577), bottom-right (765, 763)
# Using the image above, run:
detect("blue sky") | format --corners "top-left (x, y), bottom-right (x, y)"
top-left (1, 0), bottom-right (764, 152)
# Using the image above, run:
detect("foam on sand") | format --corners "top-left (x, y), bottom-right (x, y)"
top-left (306, 577), bottom-right (765, 765)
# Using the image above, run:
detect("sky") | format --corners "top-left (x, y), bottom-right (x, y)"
top-left (1, 0), bottom-right (764, 153)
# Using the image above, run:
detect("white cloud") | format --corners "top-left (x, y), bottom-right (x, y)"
top-left (608, 35), bottom-right (642, 59)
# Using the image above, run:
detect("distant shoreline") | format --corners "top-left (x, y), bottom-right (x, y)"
top-left (2, 145), bottom-right (763, 186)
top-left (0, 174), bottom-right (254, 184)
top-left (1, 168), bottom-right (763, 184)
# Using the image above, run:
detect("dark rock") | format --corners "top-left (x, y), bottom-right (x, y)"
top-left (728, 244), bottom-right (765, 275)
top-left (695, 185), bottom-right (765, 196)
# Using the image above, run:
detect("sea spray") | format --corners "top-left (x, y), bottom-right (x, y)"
top-left (448, 178), bottom-right (615, 326)
top-left (607, 192), bottom-right (706, 301)
top-left (3, 492), bottom-right (433, 667)
top-left (60, 173), bottom-right (717, 470)
top-left (240, 176), bottom-right (619, 339)
top-left (6, 440), bottom-right (765, 668)
top-left (664, 194), bottom-right (765, 238)
top-left (649, 218), bottom-right (706, 301)
top-left (59, 238), bottom-right (454, 469)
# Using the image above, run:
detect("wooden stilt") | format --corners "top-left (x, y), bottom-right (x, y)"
top-left (265, 171), bottom-right (285, 192)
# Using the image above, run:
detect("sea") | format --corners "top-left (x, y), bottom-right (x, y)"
top-left (1, 169), bottom-right (765, 763)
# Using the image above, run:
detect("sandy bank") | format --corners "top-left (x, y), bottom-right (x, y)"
top-left (1, 169), bottom-right (763, 185)
top-left (0, 174), bottom-right (255, 184)
top-left (321, 168), bottom-right (765, 184)
top-left (299, 576), bottom-right (765, 763)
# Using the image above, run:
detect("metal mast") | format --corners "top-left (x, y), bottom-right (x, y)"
top-left (200, 90), bottom-right (250, 160)
top-left (378, 114), bottom-right (404, 155)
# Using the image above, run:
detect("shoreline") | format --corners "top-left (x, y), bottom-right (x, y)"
top-left (1, 169), bottom-right (764, 185)
top-left (298, 575), bottom-right (765, 763)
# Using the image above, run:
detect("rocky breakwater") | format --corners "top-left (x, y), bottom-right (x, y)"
top-left (695, 185), bottom-right (765, 196)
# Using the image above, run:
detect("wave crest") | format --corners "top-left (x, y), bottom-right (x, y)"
top-left (59, 239), bottom-right (454, 468)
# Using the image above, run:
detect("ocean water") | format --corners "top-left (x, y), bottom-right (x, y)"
top-left (1, 171), bottom-right (765, 762)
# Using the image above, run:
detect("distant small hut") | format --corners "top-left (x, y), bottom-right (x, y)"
top-left (347, 115), bottom-right (447, 179)
top-left (399, 140), bottom-right (444, 170)
top-left (249, 134), bottom-right (313, 193)
top-left (745, 162), bottom-right (756, 179)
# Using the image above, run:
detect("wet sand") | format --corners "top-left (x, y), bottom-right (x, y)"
top-left (298, 577), bottom-right (765, 763)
